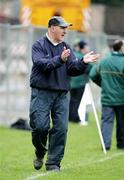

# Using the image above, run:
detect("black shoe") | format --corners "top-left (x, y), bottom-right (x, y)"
top-left (33, 157), bottom-right (43, 170)
top-left (117, 146), bottom-right (124, 150)
top-left (46, 165), bottom-right (60, 172)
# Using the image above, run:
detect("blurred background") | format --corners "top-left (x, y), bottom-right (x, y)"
top-left (0, 0), bottom-right (124, 126)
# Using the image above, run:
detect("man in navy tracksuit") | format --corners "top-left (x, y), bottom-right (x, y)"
top-left (29, 16), bottom-right (99, 172)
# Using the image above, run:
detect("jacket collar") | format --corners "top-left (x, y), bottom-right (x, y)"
top-left (46, 33), bottom-right (62, 46)
top-left (112, 52), bottom-right (124, 57)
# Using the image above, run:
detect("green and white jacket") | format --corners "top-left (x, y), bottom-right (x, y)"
top-left (89, 52), bottom-right (124, 105)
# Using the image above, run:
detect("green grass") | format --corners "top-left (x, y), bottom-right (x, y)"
top-left (0, 114), bottom-right (124, 180)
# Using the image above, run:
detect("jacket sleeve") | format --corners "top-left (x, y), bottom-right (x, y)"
top-left (85, 64), bottom-right (93, 74)
top-left (66, 48), bottom-right (88, 76)
top-left (89, 63), bottom-right (101, 86)
top-left (32, 41), bottom-right (64, 72)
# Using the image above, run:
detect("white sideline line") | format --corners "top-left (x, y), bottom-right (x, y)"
top-left (25, 171), bottom-right (53, 180)
top-left (25, 152), bottom-right (123, 180)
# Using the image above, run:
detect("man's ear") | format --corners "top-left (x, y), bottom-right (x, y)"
top-left (51, 26), bottom-right (56, 33)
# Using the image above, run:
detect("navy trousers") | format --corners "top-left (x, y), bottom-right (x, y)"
top-left (69, 86), bottom-right (85, 123)
top-left (29, 88), bottom-right (69, 167)
top-left (101, 105), bottom-right (124, 149)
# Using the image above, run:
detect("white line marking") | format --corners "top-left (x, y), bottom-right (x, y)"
top-left (25, 152), bottom-right (123, 180)
top-left (25, 171), bottom-right (53, 180)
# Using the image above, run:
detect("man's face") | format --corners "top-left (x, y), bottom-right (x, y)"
top-left (52, 26), bottom-right (68, 43)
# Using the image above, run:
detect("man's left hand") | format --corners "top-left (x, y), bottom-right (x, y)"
top-left (83, 51), bottom-right (100, 63)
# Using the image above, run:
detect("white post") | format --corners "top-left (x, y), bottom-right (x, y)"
top-left (86, 83), bottom-right (107, 154)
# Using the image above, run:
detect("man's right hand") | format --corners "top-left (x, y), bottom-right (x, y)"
top-left (61, 46), bottom-right (71, 62)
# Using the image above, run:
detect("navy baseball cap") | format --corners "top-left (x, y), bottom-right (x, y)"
top-left (48, 16), bottom-right (72, 28)
top-left (78, 40), bottom-right (87, 49)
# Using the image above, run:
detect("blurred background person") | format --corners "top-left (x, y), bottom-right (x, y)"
top-left (90, 39), bottom-right (124, 150)
top-left (69, 40), bottom-right (92, 124)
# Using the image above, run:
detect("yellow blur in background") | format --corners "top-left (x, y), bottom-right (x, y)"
top-left (21, 0), bottom-right (91, 32)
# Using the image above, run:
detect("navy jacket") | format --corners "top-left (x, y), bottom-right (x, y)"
top-left (30, 37), bottom-right (88, 91)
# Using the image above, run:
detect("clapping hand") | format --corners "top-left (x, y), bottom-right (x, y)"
top-left (83, 51), bottom-right (100, 64)
top-left (61, 46), bottom-right (71, 62)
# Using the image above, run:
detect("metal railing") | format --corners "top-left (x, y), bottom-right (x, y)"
top-left (0, 23), bottom-right (120, 125)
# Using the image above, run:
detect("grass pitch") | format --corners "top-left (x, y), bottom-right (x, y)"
top-left (0, 115), bottom-right (124, 180)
